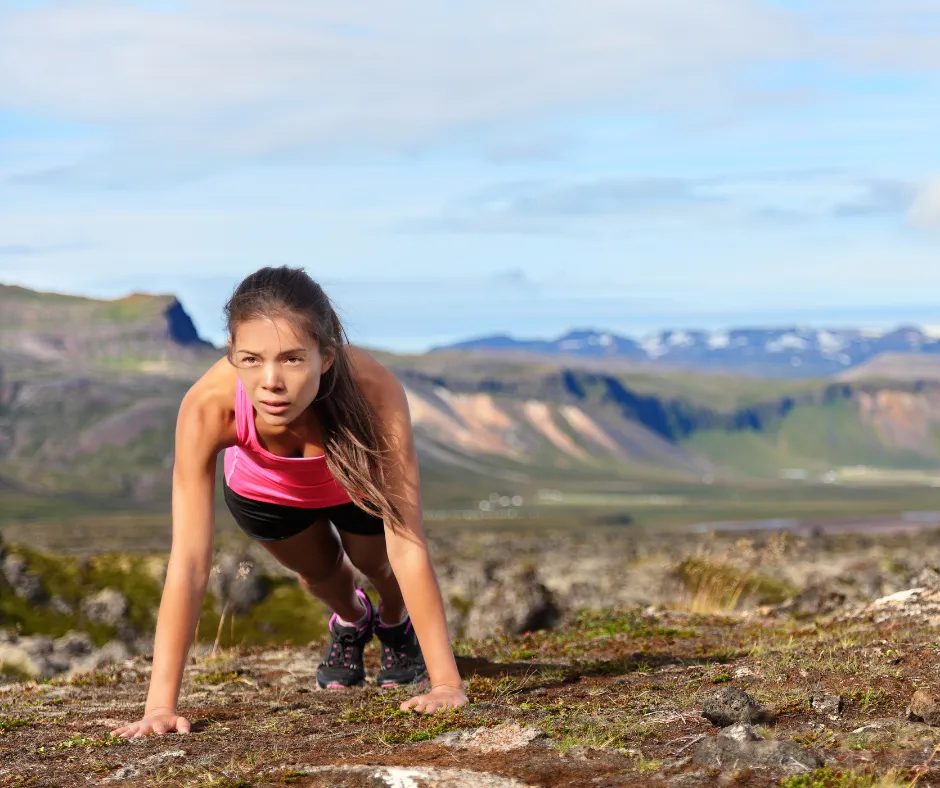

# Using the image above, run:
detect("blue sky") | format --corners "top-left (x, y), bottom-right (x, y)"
top-left (1, 1), bottom-right (939, 351)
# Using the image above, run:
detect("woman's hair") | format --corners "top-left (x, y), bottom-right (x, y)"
top-left (224, 266), bottom-right (404, 532)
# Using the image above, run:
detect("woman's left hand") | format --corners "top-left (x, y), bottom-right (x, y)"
top-left (400, 685), bottom-right (468, 714)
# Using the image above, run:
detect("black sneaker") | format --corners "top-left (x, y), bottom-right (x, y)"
top-left (316, 588), bottom-right (376, 689)
top-left (375, 615), bottom-right (428, 688)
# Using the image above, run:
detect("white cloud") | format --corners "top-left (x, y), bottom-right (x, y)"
top-left (0, 0), bottom-right (801, 158)
top-left (908, 177), bottom-right (940, 229)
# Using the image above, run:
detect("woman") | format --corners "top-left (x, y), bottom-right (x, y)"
top-left (111, 266), bottom-right (468, 738)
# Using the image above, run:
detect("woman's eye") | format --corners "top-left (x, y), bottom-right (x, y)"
top-left (286, 356), bottom-right (305, 364)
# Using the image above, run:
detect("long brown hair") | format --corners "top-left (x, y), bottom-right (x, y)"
top-left (224, 266), bottom-right (404, 532)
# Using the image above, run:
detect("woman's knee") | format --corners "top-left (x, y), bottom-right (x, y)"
top-left (296, 550), bottom-right (347, 587)
top-left (342, 536), bottom-right (392, 580)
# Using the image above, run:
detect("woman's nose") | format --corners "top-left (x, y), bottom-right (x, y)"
top-left (263, 363), bottom-right (284, 389)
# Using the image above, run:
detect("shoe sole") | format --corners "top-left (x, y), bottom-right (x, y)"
top-left (377, 673), bottom-right (429, 688)
top-left (317, 679), bottom-right (365, 690)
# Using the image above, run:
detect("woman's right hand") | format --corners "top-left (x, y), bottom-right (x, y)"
top-left (110, 709), bottom-right (191, 738)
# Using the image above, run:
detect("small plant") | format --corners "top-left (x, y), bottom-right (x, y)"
top-left (64, 669), bottom-right (119, 687)
top-left (845, 687), bottom-right (888, 712)
top-left (0, 717), bottom-right (32, 734)
top-left (192, 670), bottom-right (242, 685)
top-left (51, 733), bottom-right (126, 750)
top-left (673, 556), bottom-right (793, 613)
top-left (779, 767), bottom-right (909, 787)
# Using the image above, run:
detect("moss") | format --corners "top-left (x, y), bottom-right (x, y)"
top-left (449, 594), bottom-right (474, 617)
top-left (50, 733), bottom-right (127, 751)
top-left (194, 579), bottom-right (328, 648)
top-left (84, 554), bottom-right (162, 632)
top-left (0, 546), bottom-right (162, 646)
top-left (0, 717), bottom-right (32, 734)
top-left (779, 768), bottom-right (908, 787)
top-left (0, 592), bottom-right (117, 647)
top-left (379, 708), bottom-right (482, 744)
top-left (0, 663), bottom-right (34, 682)
top-left (573, 609), bottom-right (695, 640)
top-left (192, 670), bottom-right (242, 686)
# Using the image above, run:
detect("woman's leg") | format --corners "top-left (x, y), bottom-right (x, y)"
top-left (338, 531), bottom-right (406, 625)
top-left (255, 519), bottom-right (366, 623)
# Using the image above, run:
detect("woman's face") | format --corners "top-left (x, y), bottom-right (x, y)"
top-left (230, 315), bottom-right (333, 426)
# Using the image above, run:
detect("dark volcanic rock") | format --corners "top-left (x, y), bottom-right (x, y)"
top-left (1, 553), bottom-right (47, 604)
top-left (81, 589), bottom-right (129, 626)
top-left (463, 564), bottom-right (560, 640)
top-left (701, 687), bottom-right (773, 727)
top-left (811, 694), bottom-right (843, 717)
top-left (692, 724), bottom-right (823, 776)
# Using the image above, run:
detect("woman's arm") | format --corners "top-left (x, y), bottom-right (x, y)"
top-left (112, 363), bottom-right (234, 737)
top-left (349, 348), bottom-right (467, 712)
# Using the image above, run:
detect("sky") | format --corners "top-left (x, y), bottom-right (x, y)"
top-left (1, 1), bottom-right (939, 351)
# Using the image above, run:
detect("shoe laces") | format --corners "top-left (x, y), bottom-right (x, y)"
top-left (378, 623), bottom-right (416, 669)
top-left (326, 614), bottom-right (370, 667)
top-left (327, 639), bottom-right (359, 668)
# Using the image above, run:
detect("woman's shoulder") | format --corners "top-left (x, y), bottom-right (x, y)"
top-left (346, 345), bottom-right (401, 400)
top-left (176, 355), bottom-right (238, 449)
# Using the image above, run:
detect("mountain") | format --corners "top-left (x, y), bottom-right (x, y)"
top-left (0, 284), bottom-right (218, 378)
top-left (433, 326), bottom-right (940, 378)
top-left (5, 283), bottom-right (940, 518)
top-left (836, 353), bottom-right (940, 383)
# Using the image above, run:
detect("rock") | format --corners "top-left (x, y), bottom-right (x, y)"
top-left (100, 749), bottom-right (187, 783)
top-left (692, 726), bottom-right (823, 776)
top-left (907, 690), bottom-right (940, 726)
top-left (874, 588), bottom-right (925, 606)
top-left (0, 642), bottom-right (51, 679)
top-left (0, 635), bottom-right (63, 678)
top-left (463, 564), bottom-right (560, 640)
top-left (67, 640), bottom-right (131, 678)
top-left (272, 765), bottom-right (535, 787)
top-left (732, 666), bottom-right (759, 681)
top-left (143, 556), bottom-right (169, 586)
top-left (0, 632), bottom-right (131, 681)
top-left (81, 589), bottom-right (129, 626)
top-left (913, 566), bottom-right (940, 590)
top-left (811, 694), bottom-right (843, 717)
top-left (432, 722), bottom-right (548, 753)
top-left (785, 581), bottom-right (848, 618)
top-left (1, 554), bottom-right (47, 604)
top-left (208, 553), bottom-right (269, 614)
top-left (117, 622), bottom-right (139, 644)
top-left (670, 773), bottom-right (715, 787)
top-left (701, 687), bottom-right (773, 727)
top-left (17, 634), bottom-right (54, 657)
top-left (49, 596), bottom-right (74, 615)
top-left (720, 722), bottom-right (760, 743)
top-left (53, 630), bottom-right (93, 658)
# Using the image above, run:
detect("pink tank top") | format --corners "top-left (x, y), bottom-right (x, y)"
top-left (222, 378), bottom-right (353, 508)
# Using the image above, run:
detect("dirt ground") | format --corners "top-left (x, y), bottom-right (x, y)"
top-left (3, 594), bottom-right (940, 788)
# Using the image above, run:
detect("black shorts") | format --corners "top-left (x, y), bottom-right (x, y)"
top-left (222, 480), bottom-right (385, 541)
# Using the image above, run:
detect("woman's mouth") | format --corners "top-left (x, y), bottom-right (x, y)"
top-left (259, 400), bottom-right (290, 415)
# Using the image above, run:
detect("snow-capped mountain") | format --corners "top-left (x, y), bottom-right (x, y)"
top-left (431, 326), bottom-right (940, 377)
